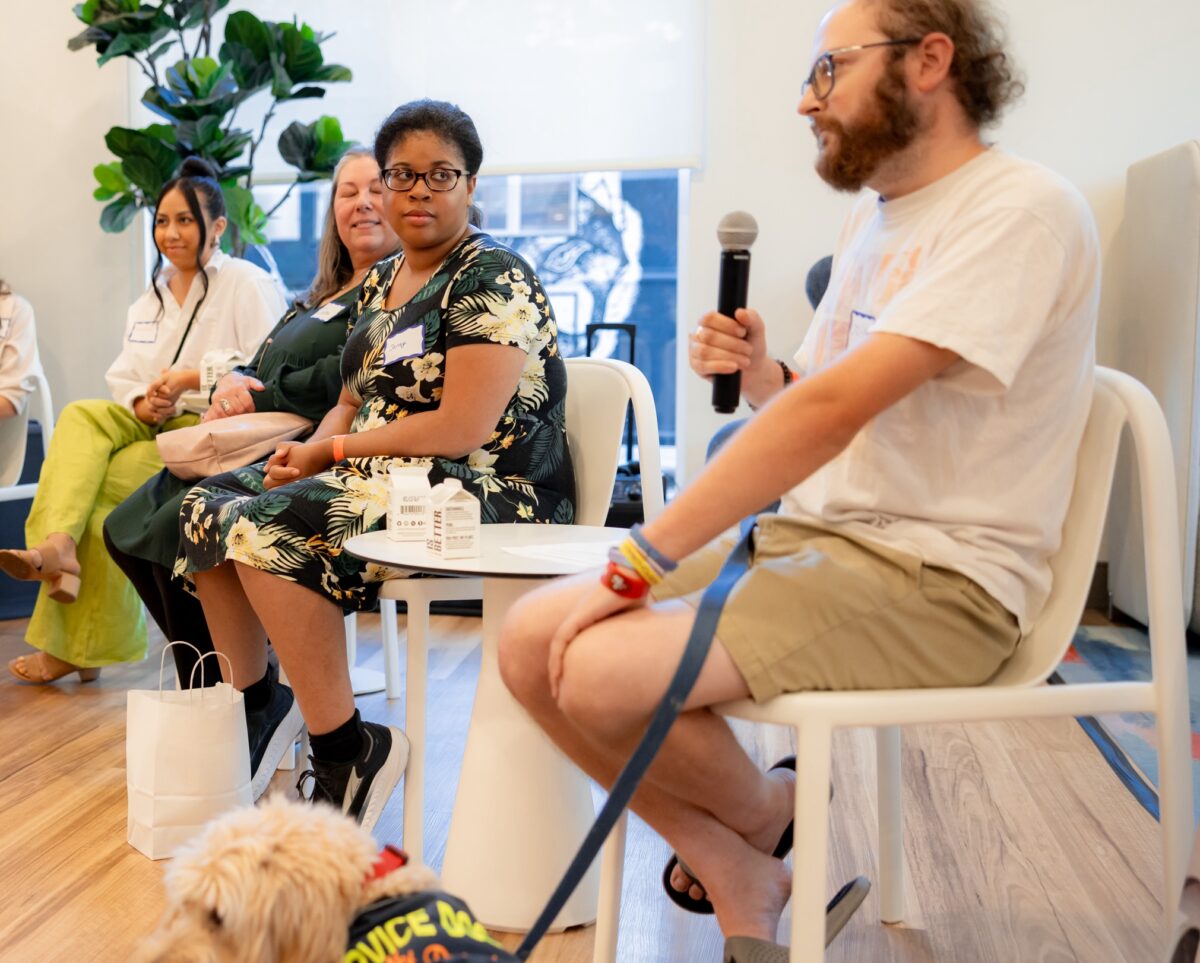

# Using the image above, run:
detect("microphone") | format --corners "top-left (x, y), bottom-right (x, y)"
top-left (711, 211), bottom-right (759, 413)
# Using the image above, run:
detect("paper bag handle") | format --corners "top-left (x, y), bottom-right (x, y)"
top-left (158, 641), bottom-right (236, 694)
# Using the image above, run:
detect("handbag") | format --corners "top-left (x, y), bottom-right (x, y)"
top-left (156, 411), bottom-right (313, 481)
top-left (126, 644), bottom-right (253, 860)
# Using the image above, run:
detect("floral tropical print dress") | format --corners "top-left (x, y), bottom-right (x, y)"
top-left (176, 232), bottom-right (575, 610)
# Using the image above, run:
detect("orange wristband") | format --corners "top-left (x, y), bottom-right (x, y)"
top-left (332, 434), bottom-right (347, 463)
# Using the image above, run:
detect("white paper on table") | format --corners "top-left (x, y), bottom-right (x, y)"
top-left (501, 541), bottom-right (618, 568)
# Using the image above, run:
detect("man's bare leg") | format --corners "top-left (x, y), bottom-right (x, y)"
top-left (499, 575), bottom-right (796, 939)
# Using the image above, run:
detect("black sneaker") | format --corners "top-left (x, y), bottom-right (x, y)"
top-left (296, 721), bottom-right (409, 833)
top-left (246, 680), bottom-right (305, 800)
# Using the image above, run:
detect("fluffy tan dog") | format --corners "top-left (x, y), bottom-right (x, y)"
top-left (133, 796), bottom-right (441, 963)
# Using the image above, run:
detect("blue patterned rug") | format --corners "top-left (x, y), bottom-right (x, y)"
top-left (1055, 624), bottom-right (1200, 822)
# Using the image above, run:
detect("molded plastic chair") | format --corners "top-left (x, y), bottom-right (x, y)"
top-left (378, 356), bottom-right (665, 861)
top-left (0, 369), bottom-right (54, 501)
top-left (593, 366), bottom-right (1193, 962)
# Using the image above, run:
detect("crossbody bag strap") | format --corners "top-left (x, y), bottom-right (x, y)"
top-left (515, 520), bottom-right (756, 959)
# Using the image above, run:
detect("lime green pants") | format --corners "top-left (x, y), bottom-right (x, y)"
top-left (23, 399), bottom-right (198, 667)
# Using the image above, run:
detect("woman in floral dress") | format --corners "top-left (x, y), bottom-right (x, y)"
top-left (178, 100), bottom-right (574, 831)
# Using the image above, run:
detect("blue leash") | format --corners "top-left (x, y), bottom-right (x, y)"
top-left (515, 523), bottom-right (755, 959)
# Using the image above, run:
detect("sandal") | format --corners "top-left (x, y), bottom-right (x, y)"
top-left (0, 545), bottom-right (81, 603)
top-left (8, 651), bottom-right (100, 685)
top-left (722, 876), bottom-right (872, 960)
top-left (663, 756), bottom-right (799, 915)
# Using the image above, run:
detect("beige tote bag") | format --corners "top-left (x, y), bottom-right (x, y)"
top-left (156, 411), bottom-right (312, 480)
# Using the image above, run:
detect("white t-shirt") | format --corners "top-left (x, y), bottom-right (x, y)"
top-left (781, 148), bottom-right (1100, 631)
top-left (105, 250), bottom-right (287, 414)
top-left (0, 291), bottom-right (45, 414)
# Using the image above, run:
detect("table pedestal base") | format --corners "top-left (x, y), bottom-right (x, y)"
top-left (440, 577), bottom-right (600, 932)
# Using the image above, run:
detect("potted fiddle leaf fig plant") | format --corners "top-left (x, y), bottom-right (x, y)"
top-left (70, 0), bottom-right (353, 254)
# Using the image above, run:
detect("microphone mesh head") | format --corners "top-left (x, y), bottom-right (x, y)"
top-left (717, 211), bottom-right (758, 250)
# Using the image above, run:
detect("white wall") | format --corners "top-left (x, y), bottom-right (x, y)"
top-left (677, 0), bottom-right (1200, 484)
top-left (4, 1), bottom-right (1198, 439)
top-left (0, 1), bottom-right (135, 410)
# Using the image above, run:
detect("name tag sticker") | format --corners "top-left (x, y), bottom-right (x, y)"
top-left (312, 301), bottom-right (347, 323)
top-left (129, 320), bottom-right (159, 344)
top-left (0, 317), bottom-right (10, 342)
top-left (848, 310), bottom-right (876, 347)
top-left (383, 325), bottom-right (424, 365)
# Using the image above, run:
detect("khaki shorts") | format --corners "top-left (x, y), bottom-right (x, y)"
top-left (651, 514), bottom-right (1021, 703)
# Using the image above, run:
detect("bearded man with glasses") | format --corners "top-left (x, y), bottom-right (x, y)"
top-left (499, 1), bottom-right (1101, 958)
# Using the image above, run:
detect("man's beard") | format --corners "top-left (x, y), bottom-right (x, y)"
top-left (814, 58), bottom-right (921, 192)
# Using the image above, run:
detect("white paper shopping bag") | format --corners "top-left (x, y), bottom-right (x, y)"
top-left (126, 644), bottom-right (253, 860)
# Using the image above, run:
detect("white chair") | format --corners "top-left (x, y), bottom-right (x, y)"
top-left (0, 369), bottom-right (54, 502)
top-left (377, 356), bottom-right (665, 862)
top-left (592, 366), bottom-right (1194, 962)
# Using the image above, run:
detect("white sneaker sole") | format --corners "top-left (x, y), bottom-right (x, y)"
top-left (251, 700), bottom-right (305, 801)
top-left (357, 726), bottom-right (410, 835)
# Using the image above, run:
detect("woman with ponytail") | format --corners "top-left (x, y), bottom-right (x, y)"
top-left (0, 157), bottom-right (285, 684)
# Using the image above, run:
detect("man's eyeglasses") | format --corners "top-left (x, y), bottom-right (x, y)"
top-left (380, 167), bottom-right (466, 193)
top-left (802, 39), bottom-right (921, 100)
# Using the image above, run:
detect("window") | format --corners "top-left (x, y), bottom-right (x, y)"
top-left (257, 168), bottom-right (682, 459)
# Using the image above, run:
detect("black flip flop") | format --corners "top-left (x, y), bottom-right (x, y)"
top-left (722, 875), bottom-right (871, 960)
top-left (663, 755), bottom-right (798, 914)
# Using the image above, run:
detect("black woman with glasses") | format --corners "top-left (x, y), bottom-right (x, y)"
top-left (176, 99), bottom-right (574, 831)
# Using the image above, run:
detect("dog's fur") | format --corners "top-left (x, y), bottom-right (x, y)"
top-left (133, 797), bottom-right (440, 963)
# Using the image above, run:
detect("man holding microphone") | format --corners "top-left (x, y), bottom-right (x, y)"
top-left (499, 0), bottom-right (1100, 953)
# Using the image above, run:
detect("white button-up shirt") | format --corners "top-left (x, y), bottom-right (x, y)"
top-left (105, 250), bottom-right (287, 414)
top-left (0, 291), bottom-right (45, 415)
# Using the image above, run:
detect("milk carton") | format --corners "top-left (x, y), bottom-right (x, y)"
top-left (426, 478), bottom-right (481, 558)
top-left (388, 466), bottom-right (431, 541)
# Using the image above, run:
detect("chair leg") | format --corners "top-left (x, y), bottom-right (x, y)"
top-left (875, 725), bottom-right (905, 924)
top-left (790, 720), bottom-right (833, 963)
top-left (1157, 689), bottom-right (1194, 938)
top-left (402, 594), bottom-right (430, 865)
top-left (344, 612), bottom-right (358, 664)
top-left (380, 599), bottom-right (402, 700)
top-left (592, 810), bottom-right (627, 963)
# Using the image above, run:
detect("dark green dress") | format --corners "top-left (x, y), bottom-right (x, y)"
top-left (105, 288), bottom-right (360, 569)
top-left (176, 233), bottom-right (575, 610)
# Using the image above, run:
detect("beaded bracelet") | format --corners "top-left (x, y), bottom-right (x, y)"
top-left (778, 358), bottom-right (796, 387)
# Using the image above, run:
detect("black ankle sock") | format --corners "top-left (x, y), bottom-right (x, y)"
top-left (310, 709), bottom-right (363, 764)
top-left (242, 670), bottom-right (273, 714)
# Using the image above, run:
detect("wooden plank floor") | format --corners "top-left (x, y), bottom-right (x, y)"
top-left (0, 610), bottom-right (1167, 962)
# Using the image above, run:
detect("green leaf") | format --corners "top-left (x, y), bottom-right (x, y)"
top-left (311, 64), bottom-right (352, 83)
top-left (93, 161), bottom-right (131, 199)
top-left (105, 125), bottom-right (178, 195)
top-left (100, 194), bottom-right (140, 233)
top-left (224, 10), bottom-right (271, 62)
top-left (222, 184), bottom-right (269, 246)
top-left (277, 120), bottom-right (315, 170)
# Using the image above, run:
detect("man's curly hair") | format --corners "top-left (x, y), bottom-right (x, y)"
top-left (867, 0), bottom-right (1025, 127)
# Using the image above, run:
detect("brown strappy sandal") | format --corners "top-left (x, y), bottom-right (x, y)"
top-left (0, 544), bottom-right (81, 603)
top-left (8, 651), bottom-right (100, 685)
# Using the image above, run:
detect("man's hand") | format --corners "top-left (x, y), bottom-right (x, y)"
top-left (689, 307), bottom-right (781, 407)
top-left (547, 581), bottom-right (647, 700)
top-left (262, 440), bottom-right (332, 490)
top-left (205, 371), bottom-right (265, 422)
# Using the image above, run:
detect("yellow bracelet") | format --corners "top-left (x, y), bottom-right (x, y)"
top-left (618, 539), bottom-right (661, 586)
